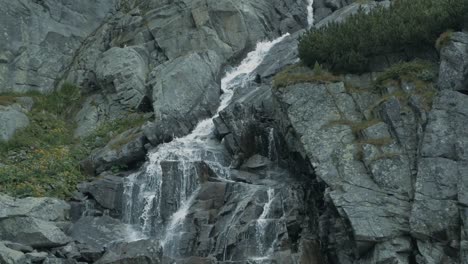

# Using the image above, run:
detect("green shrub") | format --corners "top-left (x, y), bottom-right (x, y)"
top-left (298, 0), bottom-right (468, 73)
top-left (0, 82), bottom-right (150, 198)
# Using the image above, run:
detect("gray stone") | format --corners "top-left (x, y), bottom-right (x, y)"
top-left (0, 194), bottom-right (70, 221)
top-left (0, 106), bottom-right (29, 142)
top-left (422, 90), bottom-right (468, 160)
top-left (85, 127), bottom-right (147, 174)
top-left (243, 154), bottom-right (271, 169)
top-left (25, 252), bottom-right (48, 262)
top-left (0, 242), bottom-right (28, 264)
top-left (144, 0), bottom-right (308, 61)
top-left (148, 51), bottom-right (222, 140)
top-left (95, 47), bottom-right (149, 110)
top-left (3, 242), bottom-right (33, 253)
top-left (95, 239), bottom-right (162, 264)
top-left (69, 216), bottom-right (132, 251)
top-left (410, 199), bottom-right (459, 241)
top-left (42, 257), bottom-right (75, 264)
top-left (0, 0), bottom-right (116, 93)
top-left (0, 216), bottom-right (71, 248)
top-left (438, 32), bottom-right (468, 92)
top-left (56, 242), bottom-right (81, 260)
top-left (273, 81), bottom-right (418, 261)
top-left (255, 31), bottom-right (303, 79)
top-left (315, 1), bottom-right (391, 29)
top-left (73, 94), bottom-right (128, 138)
top-left (77, 175), bottom-right (123, 214)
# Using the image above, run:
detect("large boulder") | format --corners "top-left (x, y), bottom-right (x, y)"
top-left (77, 174), bottom-right (124, 215)
top-left (0, 242), bottom-right (27, 264)
top-left (95, 239), bottom-right (162, 264)
top-left (0, 0), bottom-right (116, 93)
top-left (145, 51), bottom-right (222, 143)
top-left (0, 216), bottom-right (71, 248)
top-left (0, 105), bottom-right (29, 142)
top-left (437, 32), bottom-right (468, 92)
top-left (0, 194), bottom-right (70, 221)
top-left (95, 47), bottom-right (149, 110)
top-left (69, 216), bottom-right (134, 251)
top-left (84, 127), bottom-right (147, 175)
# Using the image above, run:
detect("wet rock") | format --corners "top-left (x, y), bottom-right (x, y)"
top-left (0, 216), bottom-right (71, 248)
top-left (438, 32), bottom-right (468, 92)
top-left (95, 239), bottom-right (162, 264)
top-left (255, 32), bottom-right (303, 79)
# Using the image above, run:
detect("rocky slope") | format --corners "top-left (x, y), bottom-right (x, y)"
top-left (1, 0), bottom-right (468, 264)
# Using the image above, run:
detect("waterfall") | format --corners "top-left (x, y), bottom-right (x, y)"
top-left (307, 0), bottom-right (314, 27)
top-left (122, 34), bottom-right (290, 245)
top-left (256, 188), bottom-right (275, 256)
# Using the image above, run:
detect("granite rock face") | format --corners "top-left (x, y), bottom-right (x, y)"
top-left (0, 216), bottom-right (71, 248)
top-left (0, 0), bottom-right (116, 93)
top-left (65, 0), bottom-right (310, 137)
top-left (1, 1), bottom-right (467, 264)
top-left (438, 32), bottom-right (468, 92)
top-left (0, 194), bottom-right (70, 221)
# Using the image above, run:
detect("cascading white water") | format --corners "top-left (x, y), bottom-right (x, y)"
top-left (122, 34), bottom-right (290, 245)
top-left (307, 0), bottom-right (315, 27)
top-left (122, 1), bottom-right (314, 258)
top-left (255, 188), bottom-right (275, 256)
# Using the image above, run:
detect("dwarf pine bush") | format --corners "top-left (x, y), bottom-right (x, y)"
top-left (298, 0), bottom-right (468, 73)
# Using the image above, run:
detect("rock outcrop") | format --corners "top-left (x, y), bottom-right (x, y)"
top-left (0, 104), bottom-right (29, 142)
top-left (0, 0), bottom-right (116, 93)
top-left (438, 32), bottom-right (468, 92)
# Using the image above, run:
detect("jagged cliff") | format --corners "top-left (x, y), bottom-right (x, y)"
top-left (0, 0), bottom-right (467, 264)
